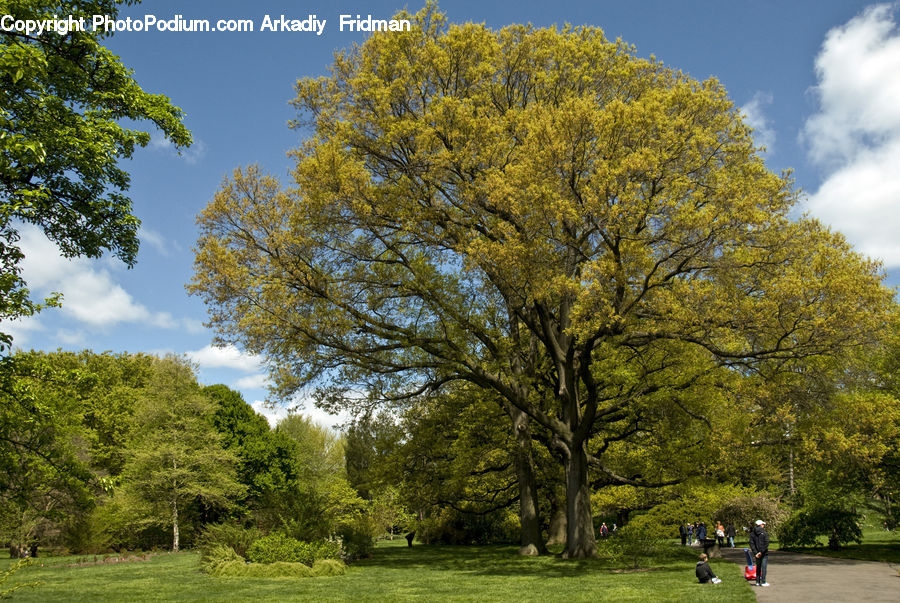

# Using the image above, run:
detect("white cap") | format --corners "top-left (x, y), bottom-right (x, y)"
top-left (755, 519), bottom-right (765, 525)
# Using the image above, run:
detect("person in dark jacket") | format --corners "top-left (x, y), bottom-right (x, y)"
top-left (749, 520), bottom-right (770, 586)
top-left (726, 523), bottom-right (736, 548)
top-left (695, 553), bottom-right (720, 583)
top-left (679, 522), bottom-right (688, 546)
top-left (696, 522), bottom-right (707, 541)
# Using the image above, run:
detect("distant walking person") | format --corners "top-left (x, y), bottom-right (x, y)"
top-left (600, 522), bottom-right (609, 538)
top-left (688, 522), bottom-right (695, 545)
top-left (679, 522), bottom-right (688, 546)
top-left (696, 522), bottom-right (707, 541)
top-left (715, 522), bottom-right (725, 547)
top-left (750, 520), bottom-right (770, 587)
top-left (726, 523), bottom-right (736, 548)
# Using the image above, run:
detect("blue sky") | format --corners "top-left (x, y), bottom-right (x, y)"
top-left (5, 0), bottom-right (900, 427)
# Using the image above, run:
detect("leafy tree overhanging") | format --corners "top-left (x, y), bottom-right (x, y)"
top-left (0, 0), bottom-right (191, 345)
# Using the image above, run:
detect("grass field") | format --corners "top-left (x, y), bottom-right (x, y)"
top-left (779, 526), bottom-right (900, 564)
top-left (2, 540), bottom-right (754, 602)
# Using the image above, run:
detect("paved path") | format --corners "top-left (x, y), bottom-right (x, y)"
top-left (718, 547), bottom-right (900, 602)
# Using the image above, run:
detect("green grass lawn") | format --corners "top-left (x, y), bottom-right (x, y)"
top-left (780, 527), bottom-right (900, 563)
top-left (2, 539), bottom-right (754, 602)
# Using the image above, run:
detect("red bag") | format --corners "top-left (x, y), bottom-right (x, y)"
top-left (744, 565), bottom-right (757, 581)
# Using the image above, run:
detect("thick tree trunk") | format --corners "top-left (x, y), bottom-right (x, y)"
top-left (546, 495), bottom-right (567, 547)
top-left (563, 445), bottom-right (596, 558)
top-left (508, 406), bottom-right (546, 555)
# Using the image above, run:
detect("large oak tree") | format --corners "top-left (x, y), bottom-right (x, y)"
top-left (191, 7), bottom-right (890, 557)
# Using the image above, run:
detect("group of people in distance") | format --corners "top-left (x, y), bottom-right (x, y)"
top-left (679, 520), bottom-right (736, 548)
top-left (688, 519), bottom-right (771, 587)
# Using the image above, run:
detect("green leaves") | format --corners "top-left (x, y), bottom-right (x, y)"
top-left (0, 0), bottom-right (191, 344)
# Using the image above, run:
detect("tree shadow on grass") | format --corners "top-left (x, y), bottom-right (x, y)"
top-left (775, 546), bottom-right (900, 565)
top-left (355, 543), bottom-right (680, 579)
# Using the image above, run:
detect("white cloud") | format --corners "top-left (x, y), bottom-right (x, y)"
top-left (2, 315), bottom-right (44, 348)
top-left (14, 225), bottom-right (196, 330)
top-left (139, 226), bottom-right (181, 257)
top-left (58, 270), bottom-right (168, 327)
top-left (741, 92), bottom-right (776, 154)
top-left (148, 131), bottom-right (207, 165)
top-left (182, 318), bottom-right (208, 335)
top-left (187, 344), bottom-right (264, 372)
top-left (804, 4), bottom-right (900, 266)
top-left (250, 396), bottom-right (350, 431)
top-left (804, 5), bottom-right (900, 165)
top-left (4, 225), bottom-right (204, 332)
top-left (55, 329), bottom-right (86, 346)
top-left (233, 373), bottom-right (271, 390)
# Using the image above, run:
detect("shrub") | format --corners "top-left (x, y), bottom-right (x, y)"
top-left (246, 533), bottom-right (341, 566)
top-left (337, 516), bottom-right (377, 561)
top-left (197, 523), bottom-right (263, 558)
top-left (246, 533), bottom-right (307, 564)
top-left (201, 545), bottom-right (245, 576)
top-left (200, 545), bottom-right (346, 578)
top-left (312, 559), bottom-right (348, 576)
top-left (779, 506), bottom-right (862, 550)
top-left (599, 524), bottom-right (666, 569)
top-left (246, 562), bottom-right (315, 578)
top-left (312, 539), bottom-right (342, 562)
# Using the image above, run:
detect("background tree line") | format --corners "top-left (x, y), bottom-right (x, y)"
top-left (0, 351), bottom-right (380, 558)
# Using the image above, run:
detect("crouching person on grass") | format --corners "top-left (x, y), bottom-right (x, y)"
top-left (696, 553), bottom-right (722, 584)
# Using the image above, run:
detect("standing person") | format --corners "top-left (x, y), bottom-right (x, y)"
top-left (600, 522), bottom-right (609, 538)
top-left (726, 523), bottom-right (736, 548)
top-left (715, 521), bottom-right (725, 547)
top-left (697, 521), bottom-right (707, 542)
top-left (679, 522), bottom-right (688, 546)
top-left (750, 519), bottom-right (770, 587)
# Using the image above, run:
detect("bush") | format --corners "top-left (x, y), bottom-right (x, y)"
top-left (197, 523), bottom-right (263, 558)
top-left (247, 562), bottom-right (315, 578)
top-left (201, 545), bottom-right (245, 576)
top-left (246, 534), bottom-right (307, 564)
top-left (246, 533), bottom-right (341, 566)
top-left (200, 544), bottom-right (346, 578)
top-left (312, 559), bottom-right (347, 576)
top-left (779, 506), bottom-right (862, 550)
top-left (337, 516), bottom-right (377, 561)
top-left (599, 524), bottom-right (665, 569)
top-left (313, 539), bottom-right (342, 562)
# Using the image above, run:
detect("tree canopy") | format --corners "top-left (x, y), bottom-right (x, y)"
top-left (191, 7), bottom-right (892, 557)
top-left (0, 0), bottom-right (191, 344)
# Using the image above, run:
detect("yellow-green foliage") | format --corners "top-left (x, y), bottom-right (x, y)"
top-left (201, 545), bottom-right (244, 576)
top-left (0, 558), bottom-right (41, 598)
top-left (201, 544), bottom-right (347, 578)
top-left (312, 559), bottom-right (348, 576)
